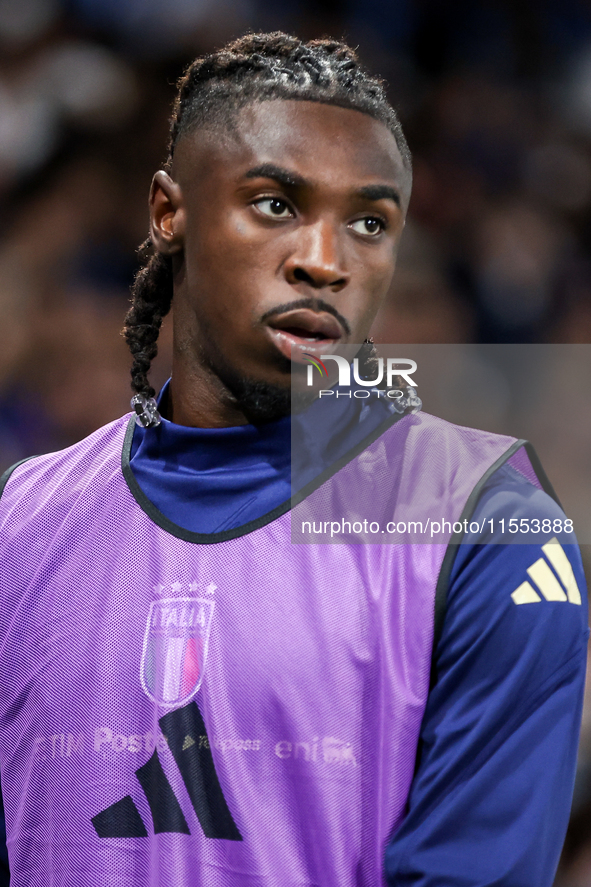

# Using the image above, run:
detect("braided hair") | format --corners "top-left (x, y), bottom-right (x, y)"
top-left (123, 32), bottom-right (411, 402)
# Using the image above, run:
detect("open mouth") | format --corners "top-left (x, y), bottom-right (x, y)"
top-left (278, 327), bottom-right (329, 341)
top-left (265, 309), bottom-right (344, 363)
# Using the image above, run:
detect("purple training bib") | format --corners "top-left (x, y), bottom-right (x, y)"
top-left (0, 411), bottom-right (537, 886)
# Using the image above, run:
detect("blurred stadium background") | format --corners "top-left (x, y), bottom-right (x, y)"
top-left (1, 0), bottom-right (591, 882)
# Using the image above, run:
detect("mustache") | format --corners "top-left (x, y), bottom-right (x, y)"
top-left (259, 298), bottom-right (351, 337)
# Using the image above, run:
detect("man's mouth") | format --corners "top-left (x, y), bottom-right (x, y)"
top-left (265, 309), bottom-right (344, 363)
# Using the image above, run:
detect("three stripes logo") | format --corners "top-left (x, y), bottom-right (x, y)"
top-left (511, 537), bottom-right (582, 606)
top-left (91, 701), bottom-right (242, 841)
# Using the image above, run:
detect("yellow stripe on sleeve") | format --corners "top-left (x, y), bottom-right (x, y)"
top-left (542, 538), bottom-right (582, 605)
top-left (511, 581), bottom-right (542, 605)
top-left (527, 558), bottom-right (568, 601)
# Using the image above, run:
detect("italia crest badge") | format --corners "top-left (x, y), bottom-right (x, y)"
top-left (140, 598), bottom-right (214, 706)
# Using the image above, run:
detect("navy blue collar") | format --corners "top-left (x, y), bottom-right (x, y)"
top-left (128, 379), bottom-right (398, 535)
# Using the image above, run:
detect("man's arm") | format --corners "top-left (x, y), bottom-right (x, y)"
top-left (385, 468), bottom-right (588, 886)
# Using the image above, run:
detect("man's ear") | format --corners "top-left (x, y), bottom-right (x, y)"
top-left (149, 170), bottom-right (185, 255)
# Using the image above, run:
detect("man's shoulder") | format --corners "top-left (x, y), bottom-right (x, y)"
top-left (0, 413), bottom-right (133, 514)
top-left (378, 410), bottom-right (522, 494)
top-left (381, 410), bottom-right (517, 453)
top-left (443, 462), bottom-right (588, 671)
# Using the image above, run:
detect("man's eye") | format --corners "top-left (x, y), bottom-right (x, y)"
top-left (349, 217), bottom-right (385, 236)
top-left (255, 198), bottom-right (293, 218)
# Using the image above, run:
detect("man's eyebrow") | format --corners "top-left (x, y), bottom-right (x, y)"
top-left (356, 184), bottom-right (400, 206)
top-left (243, 165), bottom-right (401, 206)
top-left (244, 163), bottom-right (307, 188)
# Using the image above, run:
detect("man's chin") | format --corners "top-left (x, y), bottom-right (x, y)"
top-left (206, 345), bottom-right (315, 423)
top-left (224, 375), bottom-right (316, 424)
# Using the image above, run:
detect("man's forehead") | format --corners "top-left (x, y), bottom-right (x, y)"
top-left (173, 99), bottom-right (410, 203)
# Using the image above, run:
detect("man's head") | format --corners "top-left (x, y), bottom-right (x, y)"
top-left (124, 32), bottom-right (412, 426)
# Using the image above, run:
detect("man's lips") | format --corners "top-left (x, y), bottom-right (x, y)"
top-left (265, 309), bottom-right (344, 363)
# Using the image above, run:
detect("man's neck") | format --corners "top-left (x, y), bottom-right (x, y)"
top-left (167, 370), bottom-right (251, 428)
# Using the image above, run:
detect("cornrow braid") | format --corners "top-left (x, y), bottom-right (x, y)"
top-left (123, 31), bottom-right (411, 417)
top-left (166, 33), bottom-right (411, 169)
top-left (123, 237), bottom-right (172, 403)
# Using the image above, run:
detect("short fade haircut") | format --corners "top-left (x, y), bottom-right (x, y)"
top-left (124, 32), bottom-right (411, 400)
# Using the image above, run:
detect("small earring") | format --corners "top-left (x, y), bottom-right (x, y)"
top-left (131, 393), bottom-right (161, 428)
top-left (406, 387), bottom-right (422, 414)
top-left (391, 387), bottom-right (422, 415)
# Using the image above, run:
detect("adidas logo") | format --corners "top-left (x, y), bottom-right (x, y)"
top-left (511, 537), bottom-right (582, 606)
top-left (91, 701), bottom-right (242, 841)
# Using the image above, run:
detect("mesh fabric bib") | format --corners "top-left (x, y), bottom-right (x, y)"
top-left (0, 411), bottom-right (540, 886)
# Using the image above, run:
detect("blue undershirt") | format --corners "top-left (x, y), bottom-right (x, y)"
top-left (129, 381), bottom-right (401, 532)
top-left (127, 386), bottom-right (587, 887)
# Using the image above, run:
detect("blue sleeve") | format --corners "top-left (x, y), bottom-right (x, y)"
top-left (384, 465), bottom-right (589, 886)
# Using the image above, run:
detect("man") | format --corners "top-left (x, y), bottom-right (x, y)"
top-left (0, 33), bottom-right (587, 886)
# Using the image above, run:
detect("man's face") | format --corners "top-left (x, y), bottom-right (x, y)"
top-left (151, 99), bottom-right (410, 425)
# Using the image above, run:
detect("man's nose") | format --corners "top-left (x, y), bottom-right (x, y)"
top-left (284, 221), bottom-right (350, 292)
